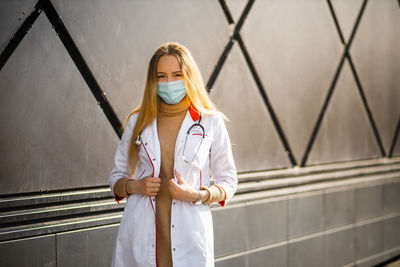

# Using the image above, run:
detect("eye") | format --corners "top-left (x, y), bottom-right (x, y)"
top-left (175, 73), bottom-right (182, 77)
top-left (157, 75), bottom-right (166, 79)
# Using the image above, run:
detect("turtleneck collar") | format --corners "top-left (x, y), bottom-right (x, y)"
top-left (158, 96), bottom-right (190, 117)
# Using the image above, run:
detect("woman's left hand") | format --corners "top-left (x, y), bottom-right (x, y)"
top-left (169, 170), bottom-right (198, 202)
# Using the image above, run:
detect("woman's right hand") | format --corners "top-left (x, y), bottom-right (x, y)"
top-left (127, 176), bottom-right (161, 196)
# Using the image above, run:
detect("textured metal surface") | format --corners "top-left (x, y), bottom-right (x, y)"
top-left (289, 236), bottom-right (324, 267)
top-left (57, 225), bottom-right (118, 267)
top-left (355, 221), bottom-right (383, 260)
top-left (288, 193), bottom-right (323, 238)
top-left (225, 0), bottom-right (248, 23)
top-left (246, 199), bottom-right (286, 248)
top-left (355, 184), bottom-right (383, 221)
top-left (307, 62), bottom-right (382, 165)
top-left (51, 0), bottom-right (229, 121)
top-left (247, 245), bottom-right (287, 267)
top-left (383, 216), bottom-right (400, 250)
top-left (331, 0), bottom-right (364, 41)
top-left (213, 203), bottom-right (247, 257)
top-left (241, 0), bottom-right (343, 163)
top-left (0, 0), bottom-right (37, 49)
top-left (210, 45), bottom-right (291, 172)
top-left (0, 235), bottom-right (56, 267)
top-left (324, 228), bottom-right (355, 267)
top-left (350, 0), bottom-right (400, 153)
top-left (0, 13), bottom-right (117, 195)
top-left (0, 0), bottom-right (399, 265)
top-left (324, 188), bottom-right (355, 229)
top-left (383, 181), bottom-right (400, 215)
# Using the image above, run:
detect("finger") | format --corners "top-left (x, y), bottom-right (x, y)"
top-left (169, 179), bottom-right (177, 188)
top-left (148, 177), bottom-right (161, 183)
top-left (151, 182), bottom-right (161, 188)
top-left (174, 170), bottom-right (183, 185)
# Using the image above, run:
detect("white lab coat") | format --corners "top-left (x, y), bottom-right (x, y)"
top-left (109, 107), bottom-right (237, 267)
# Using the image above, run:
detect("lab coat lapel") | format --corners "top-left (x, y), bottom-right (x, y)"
top-left (175, 109), bottom-right (197, 166)
top-left (141, 118), bottom-right (161, 177)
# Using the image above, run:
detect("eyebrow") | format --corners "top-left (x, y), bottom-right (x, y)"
top-left (156, 71), bottom-right (182, 74)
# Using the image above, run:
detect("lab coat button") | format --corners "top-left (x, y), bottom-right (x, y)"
top-left (172, 224), bottom-right (174, 228)
top-left (152, 244), bottom-right (154, 248)
top-left (173, 248), bottom-right (176, 251)
top-left (173, 201), bottom-right (176, 205)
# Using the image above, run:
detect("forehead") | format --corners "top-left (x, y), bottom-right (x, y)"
top-left (157, 55), bottom-right (181, 72)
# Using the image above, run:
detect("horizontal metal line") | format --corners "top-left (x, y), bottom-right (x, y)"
top-left (215, 214), bottom-right (400, 262)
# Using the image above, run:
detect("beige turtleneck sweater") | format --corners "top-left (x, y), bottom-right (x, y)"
top-left (155, 97), bottom-right (190, 266)
top-left (113, 97), bottom-right (226, 266)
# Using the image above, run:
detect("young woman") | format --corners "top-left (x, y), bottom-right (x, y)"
top-left (109, 42), bottom-right (237, 267)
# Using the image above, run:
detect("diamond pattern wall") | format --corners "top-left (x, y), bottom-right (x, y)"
top-left (350, 0), bottom-right (400, 153)
top-left (0, 11), bottom-right (117, 194)
top-left (0, 0), bottom-right (399, 194)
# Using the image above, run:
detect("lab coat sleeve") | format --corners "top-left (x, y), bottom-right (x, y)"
top-left (109, 113), bottom-right (138, 202)
top-left (210, 114), bottom-right (238, 207)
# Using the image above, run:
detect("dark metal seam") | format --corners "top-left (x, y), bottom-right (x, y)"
top-left (326, 0), bottom-right (345, 45)
top-left (0, 1), bottom-right (42, 71)
top-left (342, 0), bottom-right (386, 156)
top-left (346, 55), bottom-right (386, 156)
top-left (41, 0), bottom-right (123, 138)
top-left (233, 0), bottom-right (255, 36)
top-left (389, 117), bottom-right (400, 157)
top-left (217, 0), bottom-right (234, 24)
top-left (301, 56), bottom-right (346, 167)
top-left (206, 38), bottom-right (234, 91)
top-left (207, 0), bottom-right (255, 91)
top-left (236, 34), bottom-right (297, 167)
top-left (301, 0), bottom-right (369, 166)
top-left (345, 0), bottom-right (368, 52)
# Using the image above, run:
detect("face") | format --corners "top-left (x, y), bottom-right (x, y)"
top-left (156, 55), bottom-right (183, 82)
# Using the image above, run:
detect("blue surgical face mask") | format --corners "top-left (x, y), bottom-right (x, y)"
top-left (157, 79), bottom-right (186, 104)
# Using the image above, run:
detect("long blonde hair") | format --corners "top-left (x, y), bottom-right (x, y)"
top-left (124, 42), bottom-right (219, 176)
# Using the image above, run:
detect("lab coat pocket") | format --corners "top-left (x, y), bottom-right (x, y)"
top-left (183, 134), bottom-right (211, 167)
top-left (179, 136), bottom-right (211, 189)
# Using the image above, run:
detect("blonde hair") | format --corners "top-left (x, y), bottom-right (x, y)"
top-left (124, 42), bottom-right (220, 176)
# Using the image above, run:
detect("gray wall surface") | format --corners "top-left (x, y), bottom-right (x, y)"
top-left (0, 0), bottom-right (399, 266)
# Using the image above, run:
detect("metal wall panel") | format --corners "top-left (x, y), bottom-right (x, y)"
top-left (288, 193), bottom-right (323, 238)
top-left (0, 13), bottom-right (117, 195)
top-left (324, 188), bottom-right (355, 229)
top-left (225, 0), bottom-right (248, 23)
top-left (324, 228), bottom-right (356, 267)
top-left (394, 138), bottom-right (400, 156)
top-left (56, 224), bottom-right (119, 267)
top-left (307, 62), bottom-right (381, 165)
top-left (0, 235), bottom-right (56, 267)
top-left (240, 0), bottom-right (343, 162)
top-left (51, 0), bottom-right (230, 121)
top-left (210, 45), bottom-right (290, 172)
top-left (383, 181), bottom-right (400, 215)
top-left (0, 0), bottom-right (37, 48)
top-left (355, 184), bottom-right (383, 221)
top-left (288, 236), bottom-right (324, 267)
top-left (331, 0), bottom-right (364, 41)
top-left (246, 199), bottom-right (287, 249)
top-left (213, 205), bottom-right (248, 258)
top-left (350, 0), bottom-right (400, 152)
top-left (383, 216), bottom-right (400, 251)
top-left (355, 221), bottom-right (383, 260)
